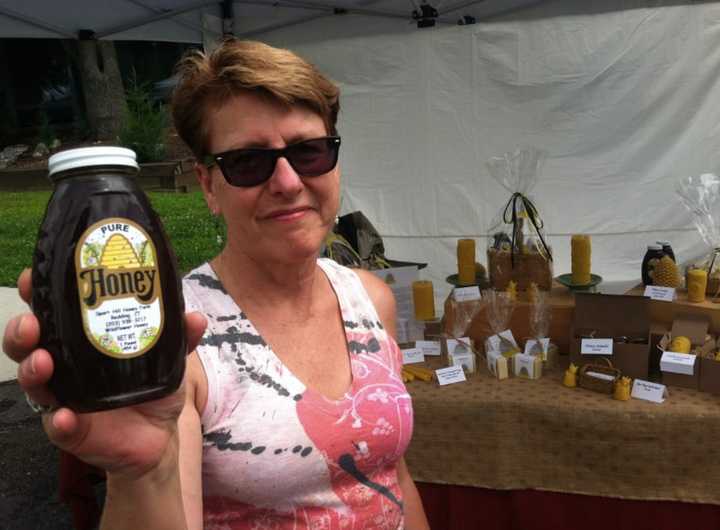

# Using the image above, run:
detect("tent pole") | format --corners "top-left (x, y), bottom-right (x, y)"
top-left (222, 0), bottom-right (235, 36)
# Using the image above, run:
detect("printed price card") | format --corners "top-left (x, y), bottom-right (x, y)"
top-left (660, 351), bottom-right (696, 376)
top-left (453, 286), bottom-right (481, 302)
top-left (643, 285), bottom-right (676, 302)
top-left (436, 366), bottom-right (467, 386)
top-left (401, 348), bottom-right (425, 365)
top-left (581, 338), bottom-right (613, 355)
top-left (631, 379), bottom-right (668, 404)
top-left (415, 340), bottom-right (442, 356)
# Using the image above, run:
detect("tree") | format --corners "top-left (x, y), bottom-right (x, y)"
top-left (75, 37), bottom-right (127, 141)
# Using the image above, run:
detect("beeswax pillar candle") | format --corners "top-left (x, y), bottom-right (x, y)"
top-left (457, 239), bottom-right (476, 285)
top-left (412, 280), bottom-right (435, 321)
top-left (687, 269), bottom-right (708, 303)
top-left (571, 234), bottom-right (591, 285)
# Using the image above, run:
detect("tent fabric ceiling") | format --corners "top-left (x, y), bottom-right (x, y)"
top-left (0, 0), bottom-right (543, 42)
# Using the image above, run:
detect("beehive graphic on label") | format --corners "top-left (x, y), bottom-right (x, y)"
top-left (99, 234), bottom-right (140, 269)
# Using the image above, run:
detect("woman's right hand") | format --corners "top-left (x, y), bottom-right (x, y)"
top-left (2, 269), bottom-right (207, 481)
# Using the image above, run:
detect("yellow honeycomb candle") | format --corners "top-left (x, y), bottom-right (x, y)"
top-left (613, 377), bottom-right (632, 401)
top-left (687, 268), bottom-right (708, 303)
top-left (563, 363), bottom-right (578, 388)
top-left (457, 239), bottom-right (476, 285)
top-left (571, 234), bottom-right (591, 285)
top-left (652, 255), bottom-right (680, 288)
top-left (412, 280), bottom-right (435, 321)
top-left (669, 335), bottom-right (691, 354)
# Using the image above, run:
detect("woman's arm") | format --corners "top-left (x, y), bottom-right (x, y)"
top-left (177, 353), bottom-right (207, 529)
top-left (354, 269), bottom-right (398, 338)
top-left (100, 354), bottom-right (206, 530)
top-left (397, 457), bottom-right (430, 530)
top-left (101, 433), bottom-right (185, 530)
top-left (3, 270), bottom-right (208, 530)
top-left (355, 269), bottom-right (431, 530)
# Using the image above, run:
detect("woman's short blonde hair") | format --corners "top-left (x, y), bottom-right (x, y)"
top-left (171, 39), bottom-right (340, 158)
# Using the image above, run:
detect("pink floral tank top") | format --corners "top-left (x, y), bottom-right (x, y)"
top-left (182, 259), bottom-right (413, 529)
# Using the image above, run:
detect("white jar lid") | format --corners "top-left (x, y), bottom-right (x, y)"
top-left (48, 146), bottom-right (139, 177)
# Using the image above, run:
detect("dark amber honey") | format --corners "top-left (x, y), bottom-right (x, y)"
top-left (32, 147), bottom-right (186, 412)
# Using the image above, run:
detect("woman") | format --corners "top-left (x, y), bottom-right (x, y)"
top-left (3, 39), bottom-right (430, 530)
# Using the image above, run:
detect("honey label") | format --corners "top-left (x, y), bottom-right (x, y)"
top-left (75, 218), bottom-right (164, 358)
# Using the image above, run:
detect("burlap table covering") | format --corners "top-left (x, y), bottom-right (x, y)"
top-left (404, 366), bottom-right (720, 504)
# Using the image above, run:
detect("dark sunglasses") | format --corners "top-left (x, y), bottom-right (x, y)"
top-left (204, 136), bottom-right (341, 187)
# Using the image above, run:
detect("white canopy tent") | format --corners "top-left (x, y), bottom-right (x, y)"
top-left (2, 0), bottom-right (718, 308)
top-left (0, 0), bottom-right (542, 41)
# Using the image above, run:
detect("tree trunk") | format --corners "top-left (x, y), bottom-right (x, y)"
top-left (76, 40), bottom-right (126, 141)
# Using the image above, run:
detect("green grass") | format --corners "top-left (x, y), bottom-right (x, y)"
top-left (0, 191), bottom-right (224, 287)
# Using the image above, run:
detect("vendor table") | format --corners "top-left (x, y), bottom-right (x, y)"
top-left (404, 366), bottom-right (720, 529)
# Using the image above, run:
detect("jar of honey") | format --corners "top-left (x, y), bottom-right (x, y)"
top-left (32, 147), bottom-right (186, 412)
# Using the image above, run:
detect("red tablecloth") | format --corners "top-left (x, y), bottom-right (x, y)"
top-left (59, 452), bottom-right (720, 530)
top-left (417, 482), bottom-right (720, 530)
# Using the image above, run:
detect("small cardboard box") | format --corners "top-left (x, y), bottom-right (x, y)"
top-left (513, 353), bottom-right (543, 379)
top-left (486, 350), bottom-right (509, 380)
top-left (648, 322), bottom-right (669, 376)
top-left (422, 319), bottom-right (444, 341)
top-left (524, 338), bottom-right (559, 370)
top-left (659, 316), bottom-right (712, 390)
top-left (444, 337), bottom-right (476, 373)
top-left (700, 349), bottom-right (720, 395)
top-left (569, 293), bottom-right (650, 380)
top-left (449, 350), bottom-right (476, 373)
top-left (484, 331), bottom-right (516, 380)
